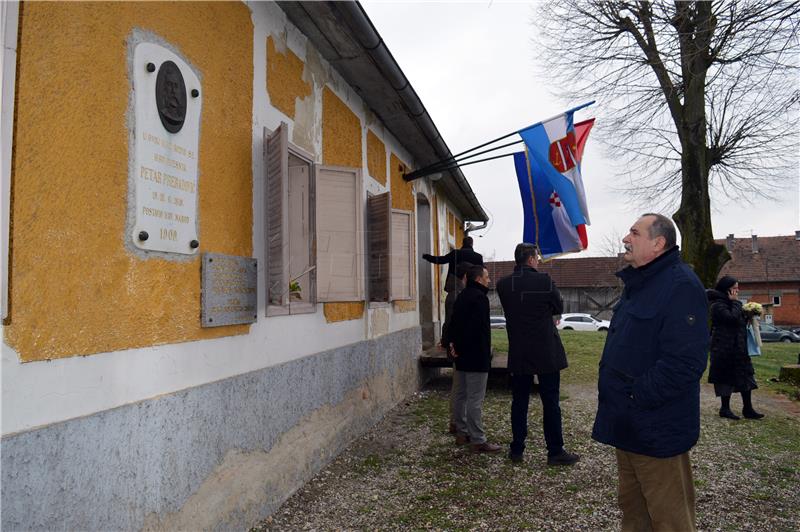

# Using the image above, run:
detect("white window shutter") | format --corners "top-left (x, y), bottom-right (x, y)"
top-left (265, 123), bottom-right (289, 307)
top-left (391, 209), bottom-right (413, 301)
top-left (316, 166), bottom-right (363, 302)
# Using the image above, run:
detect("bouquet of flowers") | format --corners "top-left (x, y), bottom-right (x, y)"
top-left (742, 301), bottom-right (763, 316)
top-left (742, 302), bottom-right (763, 352)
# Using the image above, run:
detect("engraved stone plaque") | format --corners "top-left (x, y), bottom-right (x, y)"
top-left (201, 253), bottom-right (258, 327)
top-left (131, 42), bottom-right (201, 254)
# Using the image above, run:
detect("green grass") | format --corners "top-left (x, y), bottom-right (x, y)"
top-left (256, 331), bottom-right (800, 532)
top-left (751, 342), bottom-right (800, 399)
top-left (493, 329), bottom-right (800, 399)
top-left (492, 328), bottom-right (606, 385)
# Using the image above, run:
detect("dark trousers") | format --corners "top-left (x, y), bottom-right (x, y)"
top-left (510, 372), bottom-right (564, 457)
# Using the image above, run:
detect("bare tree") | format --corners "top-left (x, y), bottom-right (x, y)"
top-left (535, 1), bottom-right (800, 286)
top-left (600, 227), bottom-right (627, 257)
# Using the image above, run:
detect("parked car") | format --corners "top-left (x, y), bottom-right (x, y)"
top-left (557, 313), bottom-right (610, 331)
top-left (490, 316), bottom-right (506, 329)
top-left (759, 323), bottom-right (800, 343)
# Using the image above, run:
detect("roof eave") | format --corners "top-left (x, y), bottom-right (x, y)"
top-left (276, 0), bottom-right (488, 222)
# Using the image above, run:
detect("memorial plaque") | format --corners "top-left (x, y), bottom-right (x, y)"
top-left (201, 253), bottom-right (258, 327)
top-left (131, 42), bottom-right (201, 254)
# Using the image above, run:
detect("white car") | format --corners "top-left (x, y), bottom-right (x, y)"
top-left (557, 313), bottom-right (610, 331)
top-left (490, 316), bottom-right (506, 329)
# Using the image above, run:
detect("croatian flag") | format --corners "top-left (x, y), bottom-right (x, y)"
top-left (514, 116), bottom-right (594, 258)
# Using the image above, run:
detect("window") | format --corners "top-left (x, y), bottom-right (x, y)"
top-left (565, 317), bottom-right (580, 322)
top-left (316, 166), bottom-right (364, 302)
top-left (265, 123), bottom-right (316, 315)
top-left (773, 295), bottom-right (781, 307)
top-left (367, 192), bottom-right (391, 303)
top-left (390, 209), bottom-right (413, 300)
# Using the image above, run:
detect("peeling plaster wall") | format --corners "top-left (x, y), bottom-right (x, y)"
top-left (5, 2), bottom-right (254, 362)
top-left (1, 1), bottom-right (464, 528)
top-left (1, 327), bottom-right (425, 531)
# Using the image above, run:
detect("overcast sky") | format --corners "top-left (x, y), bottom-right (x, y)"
top-left (361, 1), bottom-right (800, 261)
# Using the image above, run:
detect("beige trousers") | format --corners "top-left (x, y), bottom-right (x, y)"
top-left (615, 449), bottom-right (696, 532)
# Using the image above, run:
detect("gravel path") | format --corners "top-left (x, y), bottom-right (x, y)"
top-left (252, 375), bottom-right (800, 531)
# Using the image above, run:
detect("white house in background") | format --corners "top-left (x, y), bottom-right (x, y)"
top-left (0, 1), bottom-right (487, 529)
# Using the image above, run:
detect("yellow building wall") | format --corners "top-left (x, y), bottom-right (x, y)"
top-left (266, 36), bottom-right (312, 120)
top-left (323, 302), bottom-right (365, 323)
top-left (390, 154), bottom-right (416, 312)
top-left (366, 130), bottom-right (386, 185)
top-left (6, 2), bottom-right (254, 361)
top-left (389, 153), bottom-right (414, 212)
top-left (322, 87), bottom-right (361, 168)
top-left (321, 86), bottom-right (364, 322)
top-left (455, 217), bottom-right (464, 245)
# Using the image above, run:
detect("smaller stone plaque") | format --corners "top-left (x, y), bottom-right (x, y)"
top-left (201, 253), bottom-right (257, 327)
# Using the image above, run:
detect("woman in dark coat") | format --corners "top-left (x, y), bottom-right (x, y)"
top-left (708, 276), bottom-right (764, 420)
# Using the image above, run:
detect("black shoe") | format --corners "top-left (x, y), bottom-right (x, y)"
top-left (547, 450), bottom-right (580, 466)
top-left (508, 452), bottom-right (523, 463)
top-left (743, 409), bottom-right (764, 419)
top-left (719, 408), bottom-right (741, 420)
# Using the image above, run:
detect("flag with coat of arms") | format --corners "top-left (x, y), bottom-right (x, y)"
top-left (513, 112), bottom-right (594, 259)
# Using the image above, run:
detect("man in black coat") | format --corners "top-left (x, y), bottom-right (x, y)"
top-left (422, 236), bottom-right (483, 292)
top-left (496, 243), bottom-right (579, 465)
top-left (444, 261), bottom-right (474, 435)
top-left (443, 264), bottom-right (501, 453)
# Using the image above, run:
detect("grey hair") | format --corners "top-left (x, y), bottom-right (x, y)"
top-left (641, 213), bottom-right (677, 249)
top-left (514, 243), bottom-right (539, 265)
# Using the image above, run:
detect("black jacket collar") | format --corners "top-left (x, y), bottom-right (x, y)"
top-left (466, 280), bottom-right (489, 294)
top-left (616, 246), bottom-right (680, 286)
top-left (513, 264), bottom-right (538, 274)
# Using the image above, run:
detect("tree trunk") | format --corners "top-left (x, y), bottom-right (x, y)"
top-left (671, 2), bottom-right (730, 289)
top-left (672, 157), bottom-right (729, 288)
top-left (672, 56), bottom-right (729, 286)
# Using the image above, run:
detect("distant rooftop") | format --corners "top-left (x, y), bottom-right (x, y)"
top-left (486, 256), bottom-right (626, 290)
top-left (485, 233), bottom-right (800, 289)
top-left (717, 234), bottom-right (800, 283)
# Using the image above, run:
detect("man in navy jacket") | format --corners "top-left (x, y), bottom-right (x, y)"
top-left (592, 214), bottom-right (709, 531)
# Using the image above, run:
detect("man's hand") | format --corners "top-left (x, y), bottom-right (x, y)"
top-left (422, 253), bottom-right (433, 261)
top-left (448, 342), bottom-right (459, 359)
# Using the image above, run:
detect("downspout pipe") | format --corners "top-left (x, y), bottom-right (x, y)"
top-left (464, 221), bottom-right (488, 235)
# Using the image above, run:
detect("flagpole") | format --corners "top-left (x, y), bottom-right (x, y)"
top-left (409, 138), bottom-right (524, 177)
top-left (418, 151), bottom-right (520, 174)
top-left (403, 100), bottom-right (595, 181)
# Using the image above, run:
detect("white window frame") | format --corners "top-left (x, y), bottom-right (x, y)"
top-left (1, 2), bottom-right (19, 321)
top-left (264, 124), bottom-right (317, 317)
top-left (390, 208), bottom-right (414, 301)
top-left (772, 295), bottom-right (781, 307)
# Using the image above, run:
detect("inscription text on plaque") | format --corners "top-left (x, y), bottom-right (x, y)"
top-left (132, 42), bottom-right (201, 254)
top-left (201, 253), bottom-right (258, 327)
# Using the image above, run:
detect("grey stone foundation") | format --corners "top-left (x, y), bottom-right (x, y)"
top-left (1, 327), bottom-right (423, 531)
